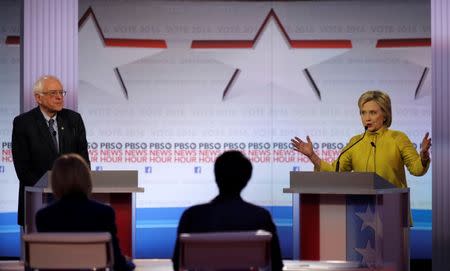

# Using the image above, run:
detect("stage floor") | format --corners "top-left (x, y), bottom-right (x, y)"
top-left (0, 259), bottom-right (393, 271)
top-left (0, 259), bottom-right (172, 271)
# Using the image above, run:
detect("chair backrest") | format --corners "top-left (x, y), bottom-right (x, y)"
top-left (23, 232), bottom-right (114, 270)
top-left (179, 230), bottom-right (272, 271)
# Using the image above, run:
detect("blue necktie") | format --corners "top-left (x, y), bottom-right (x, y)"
top-left (48, 119), bottom-right (59, 153)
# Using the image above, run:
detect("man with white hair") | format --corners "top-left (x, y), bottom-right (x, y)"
top-left (11, 75), bottom-right (90, 226)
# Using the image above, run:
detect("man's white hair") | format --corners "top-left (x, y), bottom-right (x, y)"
top-left (32, 75), bottom-right (59, 94)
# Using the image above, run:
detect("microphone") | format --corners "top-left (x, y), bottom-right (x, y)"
top-left (335, 126), bottom-right (368, 172)
top-left (370, 142), bottom-right (376, 172)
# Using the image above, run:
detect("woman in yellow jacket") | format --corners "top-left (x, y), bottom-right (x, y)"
top-left (291, 90), bottom-right (431, 190)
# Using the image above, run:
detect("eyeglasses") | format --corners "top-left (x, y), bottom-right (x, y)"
top-left (40, 90), bottom-right (67, 97)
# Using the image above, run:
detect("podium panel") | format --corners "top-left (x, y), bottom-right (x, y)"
top-left (284, 172), bottom-right (409, 271)
top-left (24, 170), bottom-right (144, 257)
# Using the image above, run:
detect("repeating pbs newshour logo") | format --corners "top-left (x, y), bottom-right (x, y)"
top-left (91, 165), bottom-right (203, 174)
top-left (143, 165), bottom-right (202, 174)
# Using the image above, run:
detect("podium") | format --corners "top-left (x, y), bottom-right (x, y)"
top-left (24, 170), bottom-right (144, 257)
top-left (284, 172), bottom-right (409, 271)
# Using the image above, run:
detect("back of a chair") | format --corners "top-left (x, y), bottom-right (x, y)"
top-left (23, 232), bottom-right (114, 270)
top-left (179, 230), bottom-right (272, 271)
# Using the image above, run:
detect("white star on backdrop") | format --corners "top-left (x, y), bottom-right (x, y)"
top-left (79, 14), bottom-right (164, 99)
top-left (377, 46), bottom-right (431, 99)
top-left (194, 18), bottom-right (350, 103)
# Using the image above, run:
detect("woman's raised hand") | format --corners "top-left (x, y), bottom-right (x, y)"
top-left (291, 136), bottom-right (314, 158)
top-left (420, 132), bottom-right (431, 165)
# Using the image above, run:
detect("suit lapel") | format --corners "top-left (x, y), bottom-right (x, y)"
top-left (33, 107), bottom-right (58, 154)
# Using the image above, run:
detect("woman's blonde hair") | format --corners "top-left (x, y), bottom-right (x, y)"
top-left (358, 90), bottom-right (392, 127)
top-left (51, 153), bottom-right (92, 199)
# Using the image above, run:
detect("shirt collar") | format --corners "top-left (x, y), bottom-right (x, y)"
top-left (368, 126), bottom-right (387, 136)
top-left (39, 108), bottom-right (57, 123)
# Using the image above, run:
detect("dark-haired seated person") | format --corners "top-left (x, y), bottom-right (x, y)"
top-left (36, 153), bottom-right (135, 271)
top-left (172, 150), bottom-right (283, 271)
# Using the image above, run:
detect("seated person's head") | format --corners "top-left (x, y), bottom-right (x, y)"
top-left (214, 150), bottom-right (252, 196)
top-left (51, 153), bottom-right (92, 199)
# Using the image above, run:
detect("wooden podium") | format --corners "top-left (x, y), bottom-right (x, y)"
top-left (24, 170), bottom-right (144, 257)
top-left (284, 172), bottom-right (409, 271)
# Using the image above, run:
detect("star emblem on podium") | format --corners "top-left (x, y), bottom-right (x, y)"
top-left (355, 205), bottom-right (383, 238)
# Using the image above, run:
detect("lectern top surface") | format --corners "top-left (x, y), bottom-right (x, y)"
top-left (285, 171), bottom-right (408, 195)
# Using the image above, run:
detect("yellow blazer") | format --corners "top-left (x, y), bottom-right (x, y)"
top-left (317, 127), bottom-right (429, 188)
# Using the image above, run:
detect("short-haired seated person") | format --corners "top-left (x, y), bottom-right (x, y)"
top-left (36, 153), bottom-right (135, 271)
top-left (172, 150), bottom-right (283, 271)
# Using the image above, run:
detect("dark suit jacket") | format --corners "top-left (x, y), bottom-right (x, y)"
top-left (12, 107), bottom-right (90, 225)
top-left (172, 195), bottom-right (284, 271)
top-left (36, 194), bottom-right (133, 271)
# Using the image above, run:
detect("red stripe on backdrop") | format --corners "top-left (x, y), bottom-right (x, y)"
top-left (290, 40), bottom-right (352, 48)
top-left (5, 36), bottom-right (20, 45)
top-left (300, 194), bottom-right (320, 260)
top-left (376, 38), bottom-right (431, 47)
top-left (4, 35), bottom-right (169, 48)
top-left (104, 39), bottom-right (167, 48)
top-left (190, 9), bottom-right (351, 49)
top-left (191, 40), bottom-right (253, 48)
top-left (79, 6), bottom-right (167, 49)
